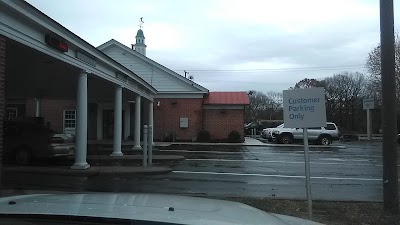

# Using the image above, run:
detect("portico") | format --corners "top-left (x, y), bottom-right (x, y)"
top-left (0, 0), bottom-right (157, 169)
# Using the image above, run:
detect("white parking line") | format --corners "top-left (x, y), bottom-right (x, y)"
top-left (159, 150), bottom-right (243, 154)
top-left (185, 158), bottom-right (383, 166)
top-left (172, 171), bottom-right (382, 181)
top-left (252, 151), bottom-right (382, 159)
top-left (319, 158), bottom-right (377, 162)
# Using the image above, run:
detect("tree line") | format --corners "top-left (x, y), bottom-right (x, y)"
top-left (246, 36), bottom-right (400, 133)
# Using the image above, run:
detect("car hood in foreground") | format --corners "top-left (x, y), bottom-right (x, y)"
top-left (0, 193), bottom-right (323, 225)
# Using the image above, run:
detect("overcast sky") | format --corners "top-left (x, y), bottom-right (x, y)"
top-left (26, 0), bottom-right (400, 93)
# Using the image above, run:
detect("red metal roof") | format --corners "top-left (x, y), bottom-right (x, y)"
top-left (203, 92), bottom-right (250, 105)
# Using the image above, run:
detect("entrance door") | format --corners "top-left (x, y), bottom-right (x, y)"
top-left (102, 109), bottom-right (124, 139)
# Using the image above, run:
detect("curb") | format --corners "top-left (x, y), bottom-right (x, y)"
top-left (3, 166), bottom-right (172, 177)
top-left (256, 143), bottom-right (346, 149)
top-left (163, 142), bottom-right (346, 149)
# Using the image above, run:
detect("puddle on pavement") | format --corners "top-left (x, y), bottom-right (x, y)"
top-left (214, 164), bottom-right (243, 169)
top-left (158, 144), bottom-right (246, 152)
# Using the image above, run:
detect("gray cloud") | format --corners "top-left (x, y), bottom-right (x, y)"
top-left (25, 0), bottom-right (399, 93)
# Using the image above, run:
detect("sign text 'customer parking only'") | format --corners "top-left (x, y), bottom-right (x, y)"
top-left (283, 87), bottom-right (327, 128)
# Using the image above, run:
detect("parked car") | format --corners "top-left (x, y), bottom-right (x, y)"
top-left (262, 123), bottom-right (284, 139)
top-left (246, 120), bottom-right (284, 135)
top-left (3, 121), bottom-right (75, 165)
top-left (264, 122), bottom-right (340, 145)
top-left (244, 122), bottom-right (264, 135)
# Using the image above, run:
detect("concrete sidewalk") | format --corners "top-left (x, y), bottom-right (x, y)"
top-left (88, 138), bottom-right (266, 147)
top-left (85, 155), bottom-right (185, 162)
top-left (3, 165), bottom-right (172, 176)
top-left (88, 140), bottom-right (171, 147)
top-left (153, 137), bottom-right (264, 146)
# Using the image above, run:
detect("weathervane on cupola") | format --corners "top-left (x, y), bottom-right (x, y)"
top-left (139, 17), bottom-right (144, 29)
top-left (132, 17), bottom-right (147, 56)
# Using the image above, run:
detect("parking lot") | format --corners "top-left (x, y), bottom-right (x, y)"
top-left (3, 139), bottom-right (394, 202)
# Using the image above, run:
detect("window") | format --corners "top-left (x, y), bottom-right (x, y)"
top-left (64, 110), bottom-right (76, 128)
top-left (309, 127), bottom-right (321, 130)
top-left (6, 107), bottom-right (17, 120)
top-left (325, 124), bottom-right (337, 130)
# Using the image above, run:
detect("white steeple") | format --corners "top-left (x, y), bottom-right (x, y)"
top-left (132, 17), bottom-right (147, 56)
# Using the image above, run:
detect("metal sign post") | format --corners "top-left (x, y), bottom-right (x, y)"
top-left (367, 109), bottom-right (372, 140)
top-left (143, 125), bottom-right (148, 167)
top-left (303, 128), bottom-right (312, 219)
top-left (363, 97), bottom-right (375, 141)
top-left (148, 125), bottom-right (153, 166)
top-left (283, 87), bottom-right (327, 220)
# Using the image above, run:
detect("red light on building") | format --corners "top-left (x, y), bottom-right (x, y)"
top-left (45, 34), bottom-right (68, 52)
top-left (58, 42), bottom-right (68, 52)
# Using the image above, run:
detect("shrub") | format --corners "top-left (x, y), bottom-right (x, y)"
top-left (163, 132), bottom-right (174, 142)
top-left (197, 130), bottom-right (211, 142)
top-left (228, 130), bottom-right (242, 143)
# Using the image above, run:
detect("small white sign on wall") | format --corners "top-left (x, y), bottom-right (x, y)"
top-left (180, 117), bottom-right (188, 128)
top-left (283, 87), bottom-right (327, 128)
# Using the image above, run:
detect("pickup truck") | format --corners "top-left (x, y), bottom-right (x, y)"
top-left (262, 122), bottom-right (340, 145)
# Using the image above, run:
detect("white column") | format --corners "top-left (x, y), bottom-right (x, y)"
top-left (111, 86), bottom-right (123, 156)
top-left (133, 95), bottom-right (142, 150)
top-left (149, 101), bottom-right (154, 145)
top-left (96, 104), bottom-right (103, 140)
top-left (124, 104), bottom-right (131, 140)
top-left (71, 71), bottom-right (90, 170)
top-left (35, 98), bottom-right (40, 117)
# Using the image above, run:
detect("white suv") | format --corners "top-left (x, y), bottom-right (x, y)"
top-left (263, 122), bottom-right (340, 145)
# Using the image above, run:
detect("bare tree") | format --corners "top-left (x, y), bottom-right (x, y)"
top-left (324, 72), bottom-right (367, 131)
top-left (266, 91), bottom-right (283, 109)
top-left (366, 33), bottom-right (400, 103)
top-left (245, 90), bottom-right (286, 122)
top-left (291, 78), bottom-right (326, 89)
top-left (291, 73), bottom-right (368, 132)
top-left (245, 90), bottom-right (273, 122)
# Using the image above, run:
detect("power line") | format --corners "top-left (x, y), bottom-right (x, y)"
top-left (173, 64), bottom-right (365, 73)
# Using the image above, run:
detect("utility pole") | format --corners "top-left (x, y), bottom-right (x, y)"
top-left (380, 0), bottom-right (399, 214)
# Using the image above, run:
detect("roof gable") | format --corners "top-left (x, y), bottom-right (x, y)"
top-left (203, 92), bottom-right (250, 105)
top-left (98, 40), bottom-right (208, 94)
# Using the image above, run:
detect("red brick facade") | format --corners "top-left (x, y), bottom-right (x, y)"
top-left (22, 97), bottom-right (246, 142)
top-left (203, 108), bottom-right (245, 141)
top-left (154, 98), bottom-right (203, 141)
top-left (0, 35), bottom-right (6, 163)
top-left (26, 98), bottom-right (76, 133)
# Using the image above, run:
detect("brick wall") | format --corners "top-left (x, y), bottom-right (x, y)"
top-left (25, 98), bottom-right (37, 117)
top-left (154, 98), bottom-right (203, 141)
top-left (26, 98), bottom-right (76, 133)
top-left (0, 35), bottom-right (6, 165)
top-left (203, 109), bottom-right (245, 141)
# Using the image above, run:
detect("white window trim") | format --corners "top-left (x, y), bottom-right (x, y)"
top-left (6, 107), bottom-right (18, 120)
top-left (63, 109), bottom-right (76, 131)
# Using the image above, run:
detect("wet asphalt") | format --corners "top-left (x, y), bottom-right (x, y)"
top-left (2, 141), bottom-right (397, 202)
